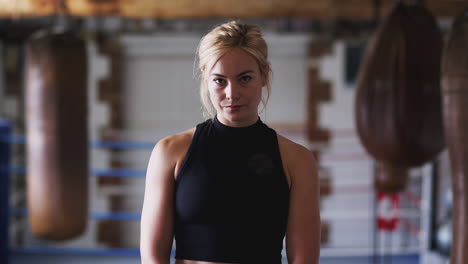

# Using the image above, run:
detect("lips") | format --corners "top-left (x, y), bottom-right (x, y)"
top-left (224, 105), bottom-right (242, 110)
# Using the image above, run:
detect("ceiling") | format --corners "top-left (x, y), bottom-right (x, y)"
top-left (1, 0), bottom-right (467, 20)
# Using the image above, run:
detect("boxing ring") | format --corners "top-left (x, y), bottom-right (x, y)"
top-left (0, 119), bottom-right (428, 264)
top-left (0, 119), bottom-right (150, 263)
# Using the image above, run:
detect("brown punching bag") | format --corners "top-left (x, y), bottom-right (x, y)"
top-left (355, 2), bottom-right (445, 193)
top-left (441, 10), bottom-right (468, 264)
top-left (25, 28), bottom-right (88, 240)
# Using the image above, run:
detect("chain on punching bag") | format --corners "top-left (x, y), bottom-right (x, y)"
top-left (441, 10), bottom-right (468, 264)
top-left (354, 2), bottom-right (445, 193)
top-left (25, 28), bottom-right (88, 240)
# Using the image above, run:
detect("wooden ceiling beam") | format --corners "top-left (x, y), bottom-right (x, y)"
top-left (0, 0), bottom-right (466, 19)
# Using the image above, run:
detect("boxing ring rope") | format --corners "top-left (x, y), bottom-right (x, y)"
top-left (0, 134), bottom-right (156, 150)
top-left (0, 119), bottom-right (153, 259)
top-left (0, 119), bottom-right (425, 261)
top-left (0, 119), bottom-right (12, 264)
top-left (9, 246), bottom-right (142, 257)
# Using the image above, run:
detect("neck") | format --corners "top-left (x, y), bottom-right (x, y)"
top-left (215, 115), bottom-right (260, 128)
top-left (214, 115), bottom-right (261, 128)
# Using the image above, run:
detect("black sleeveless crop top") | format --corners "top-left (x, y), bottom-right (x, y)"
top-left (174, 116), bottom-right (290, 264)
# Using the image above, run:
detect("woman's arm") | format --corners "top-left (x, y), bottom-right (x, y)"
top-left (279, 136), bottom-right (321, 264)
top-left (140, 137), bottom-right (178, 264)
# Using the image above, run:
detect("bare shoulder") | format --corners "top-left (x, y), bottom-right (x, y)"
top-left (277, 134), bottom-right (318, 186)
top-left (155, 128), bottom-right (195, 155)
top-left (277, 134), bottom-right (316, 165)
top-left (151, 128), bottom-right (196, 179)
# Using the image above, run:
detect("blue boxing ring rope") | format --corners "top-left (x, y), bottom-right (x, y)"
top-left (1, 119), bottom-right (12, 264)
top-left (0, 119), bottom-right (177, 262)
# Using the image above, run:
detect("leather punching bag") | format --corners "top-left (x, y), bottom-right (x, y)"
top-left (355, 2), bottom-right (445, 193)
top-left (25, 28), bottom-right (88, 240)
top-left (441, 10), bottom-right (468, 264)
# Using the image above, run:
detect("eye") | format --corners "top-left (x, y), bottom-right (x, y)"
top-left (214, 78), bottom-right (226, 85)
top-left (239, 75), bottom-right (252, 83)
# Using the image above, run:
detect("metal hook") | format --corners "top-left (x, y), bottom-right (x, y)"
top-left (53, 0), bottom-right (71, 29)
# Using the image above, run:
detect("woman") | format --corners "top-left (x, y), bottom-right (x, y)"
top-left (140, 21), bottom-right (320, 264)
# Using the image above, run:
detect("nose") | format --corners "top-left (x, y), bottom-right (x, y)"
top-left (225, 82), bottom-right (240, 100)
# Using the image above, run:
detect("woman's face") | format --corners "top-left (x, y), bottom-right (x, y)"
top-left (206, 48), bottom-right (264, 127)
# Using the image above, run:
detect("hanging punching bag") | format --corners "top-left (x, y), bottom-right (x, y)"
top-left (25, 28), bottom-right (88, 240)
top-left (441, 10), bottom-right (468, 264)
top-left (355, 2), bottom-right (445, 193)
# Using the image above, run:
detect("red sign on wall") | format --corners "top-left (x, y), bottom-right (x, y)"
top-left (377, 192), bottom-right (400, 231)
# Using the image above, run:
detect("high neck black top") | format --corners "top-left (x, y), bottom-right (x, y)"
top-left (174, 116), bottom-right (290, 263)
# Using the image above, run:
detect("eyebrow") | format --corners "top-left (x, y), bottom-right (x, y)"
top-left (210, 70), bottom-right (254, 78)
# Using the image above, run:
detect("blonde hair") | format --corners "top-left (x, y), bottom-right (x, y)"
top-left (196, 21), bottom-right (272, 118)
